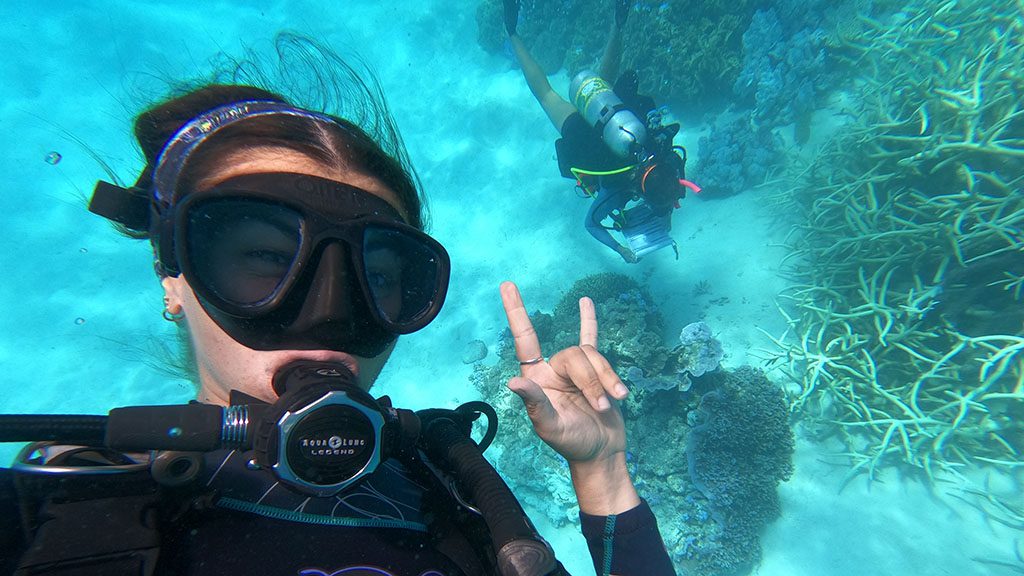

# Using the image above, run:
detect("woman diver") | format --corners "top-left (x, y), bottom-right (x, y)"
top-left (502, 0), bottom-right (696, 263)
top-left (0, 45), bottom-right (675, 576)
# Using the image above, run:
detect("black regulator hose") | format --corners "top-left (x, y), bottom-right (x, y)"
top-left (0, 415), bottom-right (107, 446)
top-left (0, 405), bottom-right (237, 453)
top-left (418, 409), bottom-right (560, 576)
top-left (455, 401), bottom-right (498, 452)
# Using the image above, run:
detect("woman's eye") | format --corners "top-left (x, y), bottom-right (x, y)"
top-left (244, 249), bottom-right (292, 269)
top-left (367, 270), bottom-right (398, 291)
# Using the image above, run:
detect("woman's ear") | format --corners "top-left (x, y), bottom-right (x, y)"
top-left (161, 276), bottom-right (187, 315)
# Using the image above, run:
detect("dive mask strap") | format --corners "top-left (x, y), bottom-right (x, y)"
top-left (88, 181), bottom-right (151, 231)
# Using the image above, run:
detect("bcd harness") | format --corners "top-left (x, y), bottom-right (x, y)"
top-left (3, 395), bottom-right (568, 576)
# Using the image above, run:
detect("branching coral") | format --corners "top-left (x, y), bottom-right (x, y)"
top-left (768, 0), bottom-right (1024, 483)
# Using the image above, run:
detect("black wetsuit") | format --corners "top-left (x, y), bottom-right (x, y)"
top-left (0, 448), bottom-right (676, 575)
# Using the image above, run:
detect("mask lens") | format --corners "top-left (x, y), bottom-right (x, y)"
top-left (363, 227), bottom-right (442, 327)
top-left (188, 199), bottom-right (302, 308)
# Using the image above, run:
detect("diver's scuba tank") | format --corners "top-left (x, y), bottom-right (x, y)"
top-left (569, 70), bottom-right (648, 159)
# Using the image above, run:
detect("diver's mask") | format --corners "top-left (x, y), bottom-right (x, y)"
top-left (90, 101), bottom-right (450, 356)
top-left (162, 171), bottom-right (449, 356)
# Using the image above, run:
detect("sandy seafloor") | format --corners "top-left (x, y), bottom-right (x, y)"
top-left (0, 2), bottom-right (1019, 574)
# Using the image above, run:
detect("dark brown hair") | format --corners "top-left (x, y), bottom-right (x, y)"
top-left (130, 84), bottom-right (425, 230)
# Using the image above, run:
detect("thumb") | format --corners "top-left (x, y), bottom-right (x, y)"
top-left (507, 376), bottom-right (558, 425)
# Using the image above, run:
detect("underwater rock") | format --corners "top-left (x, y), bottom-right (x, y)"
top-left (461, 339), bottom-right (488, 364)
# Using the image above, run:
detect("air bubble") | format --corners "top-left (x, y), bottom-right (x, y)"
top-left (74, 317), bottom-right (86, 325)
top-left (44, 151), bottom-right (62, 165)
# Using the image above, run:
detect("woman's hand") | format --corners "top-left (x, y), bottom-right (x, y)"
top-left (616, 244), bottom-right (639, 264)
top-left (499, 281), bottom-right (640, 514)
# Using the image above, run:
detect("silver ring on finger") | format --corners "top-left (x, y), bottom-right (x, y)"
top-left (518, 356), bottom-right (544, 366)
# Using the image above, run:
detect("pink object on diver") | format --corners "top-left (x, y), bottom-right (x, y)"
top-left (679, 179), bottom-right (702, 194)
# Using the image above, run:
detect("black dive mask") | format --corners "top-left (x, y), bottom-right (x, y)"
top-left (161, 172), bottom-right (450, 356)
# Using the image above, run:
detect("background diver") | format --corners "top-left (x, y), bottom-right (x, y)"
top-left (503, 0), bottom-right (700, 263)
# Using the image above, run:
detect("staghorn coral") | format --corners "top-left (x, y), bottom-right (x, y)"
top-left (767, 0), bottom-right (1024, 484)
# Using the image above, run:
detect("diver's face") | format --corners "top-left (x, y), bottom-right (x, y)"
top-left (161, 147), bottom-right (409, 405)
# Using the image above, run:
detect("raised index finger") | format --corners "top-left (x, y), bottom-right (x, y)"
top-left (499, 281), bottom-right (543, 364)
top-left (578, 296), bottom-right (598, 348)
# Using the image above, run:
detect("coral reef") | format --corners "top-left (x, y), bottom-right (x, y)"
top-left (471, 273), bottom-right (795, 575)
top-left (476, 0), bottom-right (763, 111)
top-left (617, 0), bottom-right (754, 110)
top-left (694, 0), bottom-right (882, 196)
top-left (767, 0), bottom-right (1024, 483)
top-left (693, 0), bottom-right (898, 195)
top-left (687, 367), bottom-right (795, 574)
top-left (733, 8), bottom-right (828, 133)
top-left (731, 0), bottom-right (878, 133)
top-left (549, 272), bottom-right (668, 374)
top-left (676, 321), bottom-right (725, 378)
top-left (476, 0), bottom-right (586, 75)
top-left (694, 111), bottom-right (781, 197)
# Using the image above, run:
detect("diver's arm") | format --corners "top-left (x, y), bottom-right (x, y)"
top-left (580, 498), bottom-right (677, 575)
top-left (569, 453), bottom-right (638, 514)
top-left (584, 202), bottom-right (621, 251)
top-left (569, 405), bottom-right (673, 576)
top-left (586, 188), bottom-right (637, 262)
top-left (498, 283), bottom-right (673, 574)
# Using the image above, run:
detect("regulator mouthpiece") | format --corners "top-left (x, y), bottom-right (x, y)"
top-left (253, 360), bottom-right (393, 496)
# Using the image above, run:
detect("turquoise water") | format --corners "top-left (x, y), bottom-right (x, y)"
top-left (1, 1), bottom-right (1021, 574)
